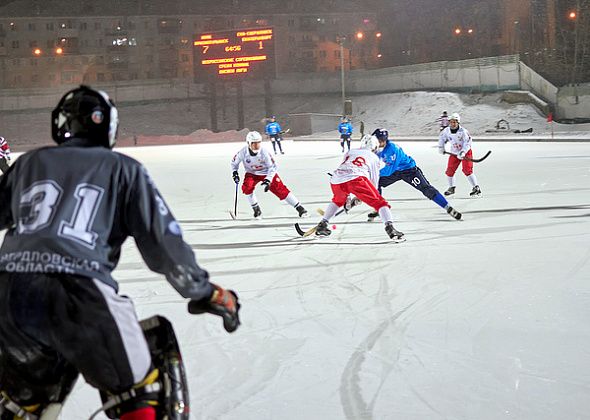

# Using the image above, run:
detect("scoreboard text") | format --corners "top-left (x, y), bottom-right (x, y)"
top-left (193, 28), bottom-right (276, 81)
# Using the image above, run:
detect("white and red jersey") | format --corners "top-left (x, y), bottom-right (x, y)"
top-left (438, 126), bottom-right (472, 156)
top-left (0, 137), bottom-right (11, 160)
top-left (231, 145), bottom-right (277, 181)
top-left (330, 148), bottom-right (380, 188)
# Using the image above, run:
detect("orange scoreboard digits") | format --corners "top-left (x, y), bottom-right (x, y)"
top-left (193, 27), bottom-right (276, 80)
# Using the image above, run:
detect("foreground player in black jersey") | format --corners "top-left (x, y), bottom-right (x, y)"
top-left (0, 86), bottom-right (240, 420)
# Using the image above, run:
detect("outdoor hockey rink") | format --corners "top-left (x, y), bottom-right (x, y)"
top-left (53, 140), bottom-right (589, 419)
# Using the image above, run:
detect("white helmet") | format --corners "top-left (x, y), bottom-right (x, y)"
top-left (359, 135), bottom-right (379, 152)
top-left (246, 131), bottom-right (263, 145)
top-left (449, 113), bottom-right (461, 123)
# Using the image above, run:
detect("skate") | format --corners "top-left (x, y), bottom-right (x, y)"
top-left (367, 211), bottom-right (378, 222)
top-left (296, 204), bottom-right (308, 218)
top-left (315, 220), bottom-right (331, 237)
top-left (252, 204), bottom-right (262, 219)
top-left (444, 186), bottom-right (455, 196)
top-left (446, 206), bottom-right (462, 220)
top-left (385, 222), bottom-right (405, 242)
top-left (344, 196), bottom-right (361, 212)
top-left (469, 185), bottom-right (482, 198)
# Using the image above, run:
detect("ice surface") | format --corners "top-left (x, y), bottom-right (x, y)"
top-left (50, 139), bottom-right (590, 419)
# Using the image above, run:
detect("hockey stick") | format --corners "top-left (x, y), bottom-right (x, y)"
top-left (229, 182), bottom-right (239, 219)
top-left (444, 150), bottom-right (492, 163)
top-left (295, 223), bottom-right (317, 237)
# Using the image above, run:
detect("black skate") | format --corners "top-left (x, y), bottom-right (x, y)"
top-left (446, 206), bottom-right (462, 220)
top-left (315, 220), bottom-right (331, 237)
top-left (367, 211), bottom-right (378, 222)
top-left (385, 222), bottom-right (405, 242)
top-left (470, 185), bottom-right (482, 197)
top-left (252, 204), bottom-right (262, 219)
top-left (444, 186), bottom-right (455, 196)
top-left (296, 204), bottom-right (308, 218)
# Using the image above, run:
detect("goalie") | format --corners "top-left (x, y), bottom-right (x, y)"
top-left (0, 86), bottom-right (240, 420)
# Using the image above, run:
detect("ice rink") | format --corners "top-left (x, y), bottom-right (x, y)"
top-left (50, 139), bottom-right (590, 419)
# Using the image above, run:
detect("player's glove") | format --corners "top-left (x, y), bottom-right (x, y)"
top-left (458, 151), bottom-right (466, 160)
top-left (262, 179), bottom-right (271, 192)
top-left (232, 171), bottom-right (240, 184)
top-left (438, 147), bottom-right (445, 155)
top-left (188, 283), bottom-right (241, 333)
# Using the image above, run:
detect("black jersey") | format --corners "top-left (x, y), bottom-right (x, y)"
top-left (0, 138), bottom-right (212, 301)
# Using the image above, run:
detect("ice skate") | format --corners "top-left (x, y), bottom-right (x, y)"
top-left (296, 204), bottom-right (308, 218)
top-left (367, 211), bottom-right (378, 222)
top-left (315, 220), bottom-right (331, 237)
top-left (385, 222), bottom-right (405, 242)
top-left (446, 206), bottom-right (462, 220)
top-left (444, 186), bottom-right (455, 196)
top-left (469, 185), bottom-right (482, 198)
top-left (252, 204), bottom-right (262, 219)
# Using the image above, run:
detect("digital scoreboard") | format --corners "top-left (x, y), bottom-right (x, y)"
top-left (193, 27), bottom-right (276, 81)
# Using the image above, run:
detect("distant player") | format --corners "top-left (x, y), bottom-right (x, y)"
top-left (0, 136), bottom-right (11, 173)
top-left (438, 113), bottom-right (482, 197)
top-left (367, 129), bottom-right (461, 222)
top-left (314, 135), bottom-right (404, 242)
top-left (265, 116), bottom-right (284, 155)
top-left (437, 111), bottom-right (449, 131)
top-left (231, 131), bottom-right (307, 219)
top-left (338, 116), bottom-right (353, 152)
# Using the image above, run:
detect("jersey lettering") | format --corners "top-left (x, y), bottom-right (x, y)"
top-left (18, 181), bottom-right (63, 234)
top-left (352, 157), bottom-right (366, 167)
top-left (59, 184), bottom-right (104, 248)
top-left (18, 180), bottom-right (104, 249)
top-left (410, 177), bottom-right (421, 187)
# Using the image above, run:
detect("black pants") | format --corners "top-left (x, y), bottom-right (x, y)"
top-left (379, 166), bottom-right (439, 200)
top-left (0, 158), bottom-right (8, 174)
top-left (340, 135), bottom-right (351, 151)
top-left (270, 134), bottom-right (283, 153)
top-left (0, 272), bottom-right (151, 406)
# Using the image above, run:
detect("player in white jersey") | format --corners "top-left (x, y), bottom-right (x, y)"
top-left (438, 113), bottom-right (482, 197)
top-left (314, 135), bottom-right (404, 242)
top-left (0, 136), bottom-right (11, 174)
top-left (231, 131), bottom-right (307, 219)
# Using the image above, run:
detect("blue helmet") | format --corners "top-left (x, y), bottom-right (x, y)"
top-left (371, 128), bottom-right (388, 141)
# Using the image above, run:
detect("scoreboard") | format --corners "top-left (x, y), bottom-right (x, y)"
top-left (193, 27), bottom-right (276, 81)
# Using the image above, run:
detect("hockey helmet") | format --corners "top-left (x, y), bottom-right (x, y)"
top-left (359, 135), bottom-right (379, 152)
top-left (371, 128), bottom-right (388, 141)
top-left (51, 85), bottom-right (118, 148)
top-left (449, 113), bottom-right (461, 123)
top-left (246, 131), bottom-right (263, 145)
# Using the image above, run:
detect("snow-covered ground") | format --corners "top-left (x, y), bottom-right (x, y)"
top-left (2, 91), bottom-right (589, 151)
top-left (38, 139), bottom-right (590, 419)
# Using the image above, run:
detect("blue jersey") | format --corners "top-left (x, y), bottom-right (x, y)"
top-left (377, 141), bottom-right (416, 176)
top-left (265, 122), bottom-right (282, 135)
top-left (338, 122), bottom-right (353, 135)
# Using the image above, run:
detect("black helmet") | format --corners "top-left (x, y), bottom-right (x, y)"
top-left (371, 128), bottom-right (388, 141)
top-left (51, 85), bottom-right (119, 148)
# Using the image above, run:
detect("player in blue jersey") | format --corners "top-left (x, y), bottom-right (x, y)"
top-left (338, 116), bottom-right (353, 152)
top-left (367, 128), bottom-right (462, 221)
top-left (265, 116), bottom-right (284, 155)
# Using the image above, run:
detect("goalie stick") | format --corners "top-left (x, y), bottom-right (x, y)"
top-left (444, 150), bottom-right (492, 163)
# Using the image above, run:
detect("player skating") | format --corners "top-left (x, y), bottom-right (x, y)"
top-left (367, 129), bottom-right (461, 222)
top-left (0, 135), bottom-right (12, 173)
top-left (338, 116), bottom-right (353, 152)
top-left (437, 110), bottom-right (450, 131)
top-left (438, 113), bottom-right (482, 197)
top-left (231, 131), bottom-right (307, 219)
top-left (311, 135), bottom-right (404, 242)
top-left (0, 86), bottom-right (240, 420)
top-left (265, 115), bottom-right (284, 155)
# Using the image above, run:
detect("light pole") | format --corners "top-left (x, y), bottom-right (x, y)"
top-left (337, 35), bottom-right (346, 115)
